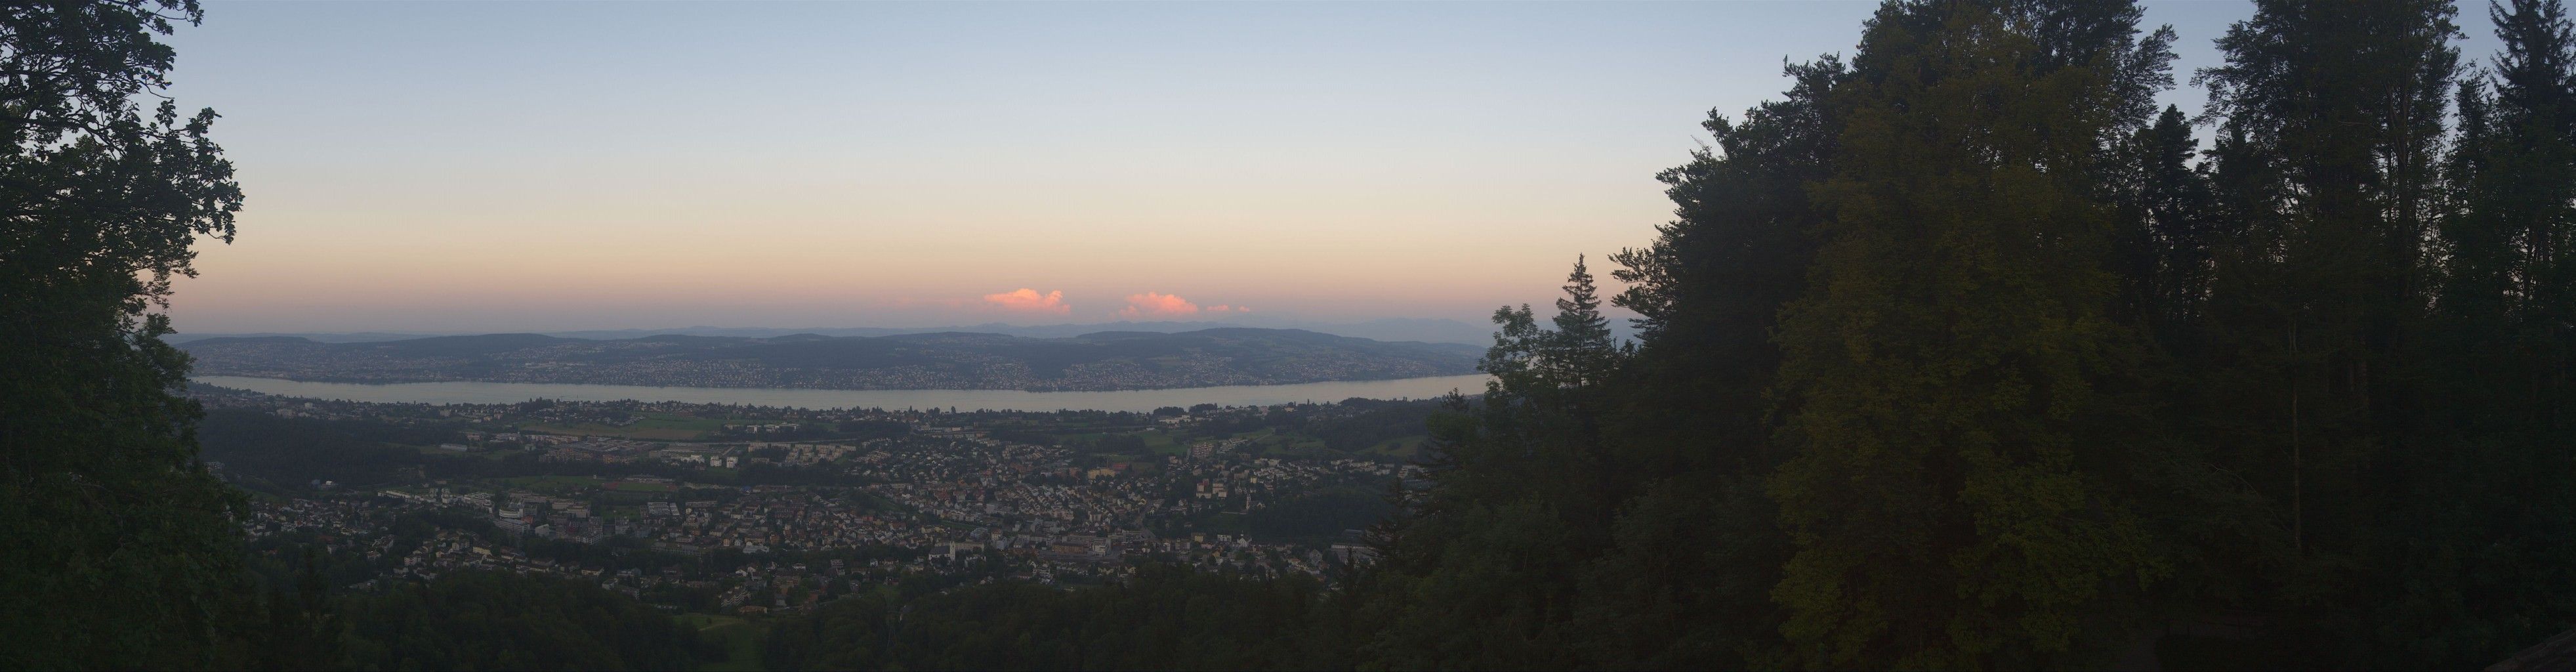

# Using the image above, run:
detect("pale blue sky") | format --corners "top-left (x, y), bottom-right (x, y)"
top-left (157, 1), bottom-right (2501, 333)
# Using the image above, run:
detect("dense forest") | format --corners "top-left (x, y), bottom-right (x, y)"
top-left (335, 571), bottom-right (707, 670)
top-left (763, 566), bottom-right (1339, 670)
top-left (10, 0), bottom-right (2576, 669)
top-left (1336, 0), bottom-right (2576, 666)
top-left (196, 409), bottom-right (430, 493)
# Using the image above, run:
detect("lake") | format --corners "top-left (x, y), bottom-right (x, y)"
top-left (191, 374), bottom-right (1494, 412)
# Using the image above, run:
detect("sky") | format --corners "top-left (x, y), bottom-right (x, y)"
top-left (156, 1), bottom-right (2503, 333)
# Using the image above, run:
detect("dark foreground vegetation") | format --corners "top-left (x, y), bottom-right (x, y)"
top-left (9, 0), bottom-right (2576, 669)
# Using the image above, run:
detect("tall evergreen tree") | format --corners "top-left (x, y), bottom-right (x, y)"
top-left (2482, 0), bottom-right (2576, 452)
top-left (2111, 106), bottom-right (2221, 345)
top-left (1571, 54), bottom-right (1850, 668)
top-left (2193, 0), bottom-right (2464, 663)
top-left (1608, 55), bottom-right (1844, 483)
top-left (1543, 255), bottom-right (1618, 389)
top-left (1355, 259), bottom-right (1625, 669)
top-left (2375, 0), bottom-right (2576, 665)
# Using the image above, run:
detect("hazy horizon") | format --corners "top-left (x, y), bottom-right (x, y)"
top-left (152, 1), bottom-right (2494, 333)
top-left (165, 314), bottom-right (1491, 337)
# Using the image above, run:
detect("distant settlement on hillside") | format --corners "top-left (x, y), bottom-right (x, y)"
top-left (200, 385), bottom-right (1426, 613)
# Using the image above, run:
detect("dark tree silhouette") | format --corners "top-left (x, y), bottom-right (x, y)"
top-left (0, 1), bottom-right (249, 668)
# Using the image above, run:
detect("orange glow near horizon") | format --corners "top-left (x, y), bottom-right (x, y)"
top-left (983, 289), bottom-right (1072, 315)
top-left (1117, 292), bottom-right (1201, 318)
top-left (138, 1), bottom-right (1943, 332)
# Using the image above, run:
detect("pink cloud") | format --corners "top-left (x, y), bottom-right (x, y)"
top-left (982, 288), bottom-right (1070, 314)
top-left (1118, 291), bottom-right (1201, 318)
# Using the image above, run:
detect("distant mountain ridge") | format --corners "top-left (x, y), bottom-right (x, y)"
top-left (164, 316), bottom-right (1511, 346)
top-left (180, 327), bottom-right (1484, 392)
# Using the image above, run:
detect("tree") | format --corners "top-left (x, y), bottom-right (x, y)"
top-left (0, 1), bottom-right (249, 668)
top-left (253, 551), bottom-right (349, 671)
top-left (2110, 105), bottom-right (2221, 345)
top-left (2364, 0), bottom-right (2576, 665)
top-left (337, 572), bottom-right (700, 671)
top-left (1352, 259), bottom-right (1627, 669)
top-left (2473, 0), bottom-right (2576, 457)
top-left (1609, 55), bottom-right (1844, 482)
top-left (1577, 50), bottom-right (1849, 669)
top-left (1764, 1), bottom-right (2181, 665)
top-left (1534, 256), bottom-right (1617, 388)
top-left (2192, 0), bottom-right (2464, 662)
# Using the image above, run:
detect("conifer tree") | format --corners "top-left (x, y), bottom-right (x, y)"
top-left (1544, 256), bottom-right (1617, 389)
top-left (1355, 259), bottom-right (1627, 669)
top-left (2483, 0), bottom-right (2576, 448)
top-left (2111, 106), bottom-right (2220, 345)
top-left (1566, 54), bottom-right (1850, 668)
top-left (2191, 0), bottom-right (2461, 658)
top-left (2367, 0), bottom-right (2576, 665)
top-left (1608, 55), bottom-right (1844, 481)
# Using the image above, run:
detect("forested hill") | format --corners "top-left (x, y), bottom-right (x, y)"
top-left (178, 327), bottom-right (1482, 390)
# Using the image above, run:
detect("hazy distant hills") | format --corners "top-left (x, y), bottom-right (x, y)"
top-left (180, 327), bottom-right (1485, 391)
top-left (163, 317), bottom-right (1508, 346)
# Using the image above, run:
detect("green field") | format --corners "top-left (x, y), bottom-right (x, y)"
top-left (524, 412), bottom-right (727, 440)
top-left (495, 475), bottom-right (603, 495)
top-left (1362, 435), bottom-right (1428, 459)
top-left (1223, 428), bottom-right (1331, 457)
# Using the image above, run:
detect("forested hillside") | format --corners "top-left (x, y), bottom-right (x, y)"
top-left (1346, 0), bottom-right (2576, 667)
top-left (335, 572), bottom-right (705, 670)
top-left (763, 566), bottom-right (1338, 670)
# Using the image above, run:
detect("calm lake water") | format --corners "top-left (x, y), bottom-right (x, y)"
top-left (191, 375), bottom-right (1493, 412)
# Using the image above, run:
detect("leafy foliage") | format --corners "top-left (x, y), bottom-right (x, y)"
top-left (0, 1), bottom-right (250, 667)
top-left (1764, 2), bottom-right (2180, 665)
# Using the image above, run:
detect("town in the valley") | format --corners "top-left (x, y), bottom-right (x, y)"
top-left (195, 385), bottom-right (1437, 616)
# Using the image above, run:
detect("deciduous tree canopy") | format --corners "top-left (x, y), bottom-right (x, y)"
top-left (0, 1), bottom-right (247, 667)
